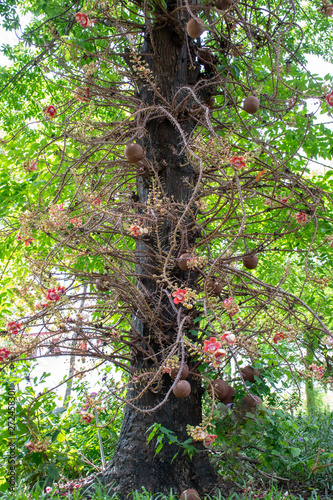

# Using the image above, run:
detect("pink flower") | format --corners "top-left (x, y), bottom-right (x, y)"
top-left (130, 225), bottom-right (141, 237)
top-left (78, 410), bottom-right (94, 423)
top-left (172, 289), bottom-right (187, 305)
top-left (76, 12), bottom-right (93, 28)
top-left (45, 105), bottom-right (56, 118)
top-left (230, 156), bottom-right (246, 170)
top-left (36, 301), bottom-right (49, 310)
top-left (69, 218), bottom-right (82, 227)
top-left (204, 434), bottom-right (217, 447)
top-left (221, 332), bottom-right (236, 345)
top-left (29, 162), bottom-right (37, 171)
top-left (296, 212), bottom-right (307, 224)
top-left (323, 336), bottom-right (333, 348)
top-left (203, 337), bottom-right (222, 353)
top-left (91, 197), bottom-right (101, 207)
top-left (25, 441), bottom-right (36, 452)
top-left (24, 238), bottom-right (34, 246)
top-left (222, 297), bottom-right (232, 307)
top-left (45, 486), bottom-right (52, 493)
top-left (7, 321), bottom-right (22, 335)
top-left (213, 348), bottom-right (227, 363)
top-left (0, 347), bottom-right (11, 361)
top-left (46, 285), bottom-right (65, 302)
top-left (310, 363), bottom-right (324, 377)
top-left (326, 91), bottom-right (333, 106)
top-left (273, 332), bottom-right (285, 344)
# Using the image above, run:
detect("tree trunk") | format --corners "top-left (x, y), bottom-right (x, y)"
top-left (88, 1), bottom-right (231, 497)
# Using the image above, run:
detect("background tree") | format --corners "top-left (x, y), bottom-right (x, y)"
top-left (1, 0), bottom-right (333, 498)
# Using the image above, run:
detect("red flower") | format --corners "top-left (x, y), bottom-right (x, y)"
top-left (221, 332), bottom-right (236, 345)
top-left (204, 434), bottom-right (217, 447)
top-left (75, 12), bottom-right (93, 28)
top-left (7, 321), bottom-right (22, 335)
top-left (91, 197), bottom-right (101, 207)
top-left (203, 337), bottom-right (221, 353)
top-left (24, 238), bottom-right (34, 246)
top-left (46, 286), bottom-right (65, 302)
top-left (172, 289), bottom-right (187, 304)
top-left (130, 225), bottom-right (141, 237)
top-left (326, 91), bottom-right (333, 106)
top-left (29, 162), bottom-right (37, 171)
top-left (78, 410), bottom-right (94, 423)
top-left (69, 217), bottom-right (82, 227)
top-left (273, 332), bottom-right (285, 344)
top-left (45, 105), bottom-right (56, 118)
top-left (230, 156), bottom-right (246, 170)
top-left (296, 212), bottom-right (307, 224)
top-left (0, 347), bottom-right (11, 361)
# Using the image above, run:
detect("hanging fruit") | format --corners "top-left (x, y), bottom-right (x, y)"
top-left (186, 19), bottom-right (206, 38)
top-left (173, 380), bottom-right (191, 398)
top-left (243, 96), bottom-right (260, 114)
top-left (124, 143), bottom-right (144, 163)
top-left (241, 365), bottom-right (260, 382)
top-left (243, 254), bottom-right (258, 270)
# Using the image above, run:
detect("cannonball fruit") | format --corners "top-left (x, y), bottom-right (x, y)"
top-left (124, 143), bottom-right (144, 163)
top-left (209, 379), bottom-right (229, 401)
top-left (186, 19), bottom-right (206, 38)
top-left (177, 253), bottom-right (192, 271)
top-left (170, 363), bottom-right (189, 380)
top-left (243, 96), bottom-right (260, 114)
top-left (173, 380), bottom-right (191, 398)
top-left (207, 279), bottom-right (223, 296)
top-left (241, 365), bottom-right (260, 383)
top-left (243, 394), bottom-right (262, 409)
top-left (180, 489), bottom-right (200, 500)
top-left (243, 255), bottom-right (258, 270)
top-left (221, 385), bottom-right (236, 405)
top-left (215, 0), bottom-right (233, 9)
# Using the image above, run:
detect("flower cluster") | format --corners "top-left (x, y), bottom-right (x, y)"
top-left (187, 425), bottom-right (217, 447)
top-left (25, 439), bottom-right (49, 453)
top-left (309, 363), bottom-right (324, 379)
top-left (41, 203), bottom-right (68, 231)
top-left (76, 12), bottom-right (93, 28)
top-left (17, 235), bottom-right (34, 246)
top-left (46, 285), bottom-right (66, 302)
top-left (172, 288), bottom-right (198, 309)
top-left (230, 156), bottom-right (246, 170)
top-left (78, 410), bottom-right (94, 423)
top-left (202, 336), bottom-right (227, 368)
top-left (129, 223), bottom-right (151, 237)
top-left (186, 255), bottom-right (208, 270)
top-left (222, 297), bottom-right (239, 316)
top-left (22, 159), bottom-right (37, 172)
top-left (0, 347), bottom-right (11, 361)
top-left (44, 105), bottom-right (56, 118)
top-left (7, 321), bottom-right (22, 335)
top-left (74, 86), bottom-right (91, 103)
top-left (69, 217), bottom-right (82, 228)
top-left (296, 212), bottom-right (307, 224)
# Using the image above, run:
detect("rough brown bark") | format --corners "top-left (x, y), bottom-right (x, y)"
top-left (88, 2), bottom-right (231, 497)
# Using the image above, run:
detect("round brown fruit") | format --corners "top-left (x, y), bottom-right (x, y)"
top-left (96, 279), bottom-right (110, 292)
top-left (124, 143), bottom-right (144, 163)
top-left (180, 490), bottom-right (200, 500)
top-left (186, 19), bottom-right (206, 38)
top-left (241, 365), bottom-right (260, 383)
top-left (170, 363), bottom-right (189, 380)
top-left (173, 380), bottom-right (191, 398)
top-left (209, 379), bottom-right (229, 401)
top-left (243, 394), bottom-right (262, 409)
top-left (215, 0), bottom-right (233, 9)
top-left (243, 255), bottom-right (258, 270)
top-left (221, 385), bottom-right (236, 405)
top-left (177, 253), bottom-right (192, 271)
top-left (243, 96), bottom-right (260, 114)
top-left (197, 49), bottom-right (213, 66)
top-left (207, 279), bottom-right (223, 296)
